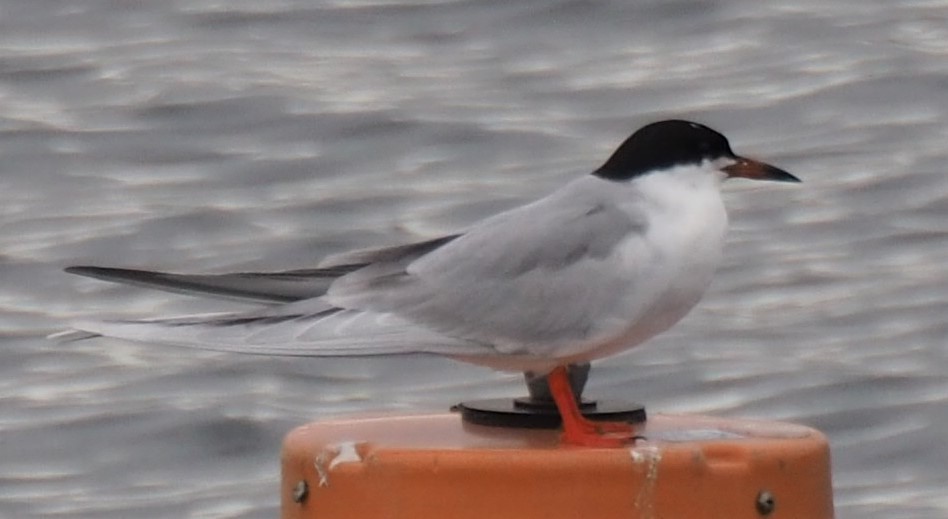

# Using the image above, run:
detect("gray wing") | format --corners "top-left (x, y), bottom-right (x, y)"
top-left (63, 235), bottom-right (461, 304)
top-left (58, 235), bottom-right (492, 356)
top-left (327, 177), bottom-right (652, 356)
top-left (63, 265), bottom-right (357, 303)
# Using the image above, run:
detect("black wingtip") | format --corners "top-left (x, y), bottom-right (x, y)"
top-left (64, 265), bottom-right (165, 285)
top-left (65, 266), bottom-right (119, 279)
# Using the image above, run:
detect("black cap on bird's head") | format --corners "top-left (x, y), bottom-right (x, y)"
top-left (594, 120), bottom-right (800, 183)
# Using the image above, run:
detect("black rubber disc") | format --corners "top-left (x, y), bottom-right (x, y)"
top-left (454, 398), bottom-right (646, 429)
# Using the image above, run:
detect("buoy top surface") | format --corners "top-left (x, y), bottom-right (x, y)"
top-left (281, 413), bottom-right (834, 519)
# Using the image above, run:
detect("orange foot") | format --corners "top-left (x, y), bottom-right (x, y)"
top-left (546, 366), bottom-right (642, 447)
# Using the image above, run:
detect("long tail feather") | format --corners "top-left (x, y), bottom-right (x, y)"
top-left (64, 265), bottom-right (362, 303)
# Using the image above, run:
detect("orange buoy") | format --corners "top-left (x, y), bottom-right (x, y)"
top-left (281, 413), bottom-right (834, 519)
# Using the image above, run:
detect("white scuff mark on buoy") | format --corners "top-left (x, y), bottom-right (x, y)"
top-left (630, 444), bottom-right (662, 519)
top-left (314, 441), bottom-right (364, 488)
top-left (329, 441), bottom-right (362, 469)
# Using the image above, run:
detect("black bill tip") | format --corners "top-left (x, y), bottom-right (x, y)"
top-left (723, 157), bottom-right (800, 183)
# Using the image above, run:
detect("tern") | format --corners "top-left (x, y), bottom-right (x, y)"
top-left (58, 120), bottom-right (799, 446)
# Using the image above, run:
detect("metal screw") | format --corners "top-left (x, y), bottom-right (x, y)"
top-left (755, 490), bottom-right (775, 515)
top-left (292, 480), bottom-right (309, 504)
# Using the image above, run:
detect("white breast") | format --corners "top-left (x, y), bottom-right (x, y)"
top-left (572, 163), bottom-right (729, 362)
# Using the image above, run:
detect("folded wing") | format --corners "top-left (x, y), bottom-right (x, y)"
top-left (326, 177), bottom-right (653, 357)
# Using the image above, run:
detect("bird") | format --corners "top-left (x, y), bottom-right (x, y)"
top-left (57, 119), bottom-right (800, 447)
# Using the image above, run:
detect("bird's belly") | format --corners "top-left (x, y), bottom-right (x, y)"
top-left (578, 283), bottom-right (708, 362)
top-left (454, 245), bottom-right (720, 373)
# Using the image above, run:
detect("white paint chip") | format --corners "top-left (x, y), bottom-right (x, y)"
top-left (328, 441), bottom-right (363, 469)
top-left (314, 441), bottom-right (364, 488)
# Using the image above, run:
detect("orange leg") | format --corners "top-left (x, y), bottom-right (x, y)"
top-left (547, 365), bottom-right (637, 447)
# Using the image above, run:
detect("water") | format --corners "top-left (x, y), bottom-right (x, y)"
top-left (2, 1), bottom-right (947, 517)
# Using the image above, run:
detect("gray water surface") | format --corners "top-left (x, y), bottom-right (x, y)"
top-left (2, 1), bottom-right (947, 517)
